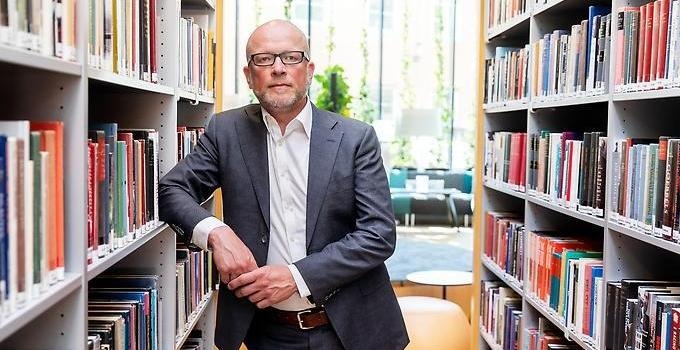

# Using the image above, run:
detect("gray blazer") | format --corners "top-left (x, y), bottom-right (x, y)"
top-left (159, 103), bottom-right (409, 350)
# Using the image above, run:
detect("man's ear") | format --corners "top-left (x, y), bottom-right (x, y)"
top-left (306, 61), bottom-right (315, 82)
top-left (243, 65), bottom-right (253, 88)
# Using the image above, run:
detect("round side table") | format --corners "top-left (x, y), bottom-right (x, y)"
top-left (405, 270), bottom-right (473, 299)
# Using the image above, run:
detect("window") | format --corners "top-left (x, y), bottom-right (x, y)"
top-left (233, 0), bottom-right (476, 170)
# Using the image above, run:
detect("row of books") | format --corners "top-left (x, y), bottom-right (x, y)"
top-left (530, 7), bottom-right (611, 99)
top-left (480, 280), bottom-right (522, 350)
top-left (525, 231), bottom-right (604, 343)
top-left (484, 211), bottom-right (525, 284)
top-left (528, 132), bottom-right (607, 217)
top-left (484, 46), bottom-right (531, 106)
top-left (606, 279), bottom-right (680, 350)
top-left (611, 137), bottom-right (680, 242)
top-left (484, 131), bottom-right (527, 191)
top-left (523, 317), bottom-right (580, 350)
top-left (87, 124), bottom-right (160, 264)
top-left (88, 274), bottom-right (160, 350)
top-left (176, 245), bottom-right (214, 336)
top-left (614, 1), bottom-right (680, 89)
top-left (488, 0), bottom-right (529, 31)
top-left (0, 0), bottom-right (77, 61)
top-left (88, 0), bottom-right (159, 83)
top-left (177, 126), bottom-right (205, 162)
top-left (0, 120), bottom-right (65, 319)
top-left (179, 13), bottom-right (216, 96)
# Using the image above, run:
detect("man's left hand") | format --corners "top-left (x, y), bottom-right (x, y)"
top-left (228, 265), bottom-right (298, 309)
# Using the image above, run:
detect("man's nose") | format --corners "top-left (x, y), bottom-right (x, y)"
top-left (271, 56), bottom-right (287, 74)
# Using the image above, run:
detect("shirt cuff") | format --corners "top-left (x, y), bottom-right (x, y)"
top-left (192, 216), bottom-right (228, 251)
top-left (287, 264), bottom-right (312, 298)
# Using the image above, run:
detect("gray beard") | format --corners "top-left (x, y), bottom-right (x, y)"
top-left (255, 89), bottom-right (306, 114)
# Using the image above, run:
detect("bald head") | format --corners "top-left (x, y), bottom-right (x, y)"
top-left (245, 20), bottom-right (310, 60)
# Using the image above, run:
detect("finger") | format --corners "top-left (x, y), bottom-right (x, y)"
top-left (256, 298), bottom-right (272, 309)
top-left (247, 290), bottom-right (267, 304)
top-left (228, 269), bottom-right (260, 290)
top-left (234, 282), bottom-right (259, 298)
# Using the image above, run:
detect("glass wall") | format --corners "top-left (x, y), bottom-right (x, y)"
top-left (233, 0), bottom-right (476, 170)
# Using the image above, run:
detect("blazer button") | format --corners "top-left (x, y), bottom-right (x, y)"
top-left (260, 234), bottom-right (267, 244)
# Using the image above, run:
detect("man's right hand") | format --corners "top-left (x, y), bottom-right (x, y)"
top-left (208, 226), bottom-right (258, 283)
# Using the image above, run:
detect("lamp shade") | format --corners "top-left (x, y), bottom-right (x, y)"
top-left (397, 108), bottom-right (443, 138)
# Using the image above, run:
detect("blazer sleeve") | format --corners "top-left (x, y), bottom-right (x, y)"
top-left (293, 125), bottom-right (396, 303)
top-left (158, 115), bottom-right (222, 244)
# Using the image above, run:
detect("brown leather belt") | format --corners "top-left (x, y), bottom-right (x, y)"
top-left (266, 307), bottom-right (329, 330)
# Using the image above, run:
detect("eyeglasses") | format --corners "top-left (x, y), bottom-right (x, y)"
top-left (248, 51), bottom-right (308, 66)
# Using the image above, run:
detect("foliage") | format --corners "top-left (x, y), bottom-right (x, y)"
top-left (326, 24), bottom-right (336, 66)
top-left (433, 0), bottom-right (451, 166)
top-left (391, 138), bottom-right (414, 168)
top-left (314, 65), bottom-right (352, 117)
top-left (254, 0), bottom-right (262, 25)
top-left (354, 27), bottom-right (375, 123)
top-left (283, 0), bottom-right (293, 20)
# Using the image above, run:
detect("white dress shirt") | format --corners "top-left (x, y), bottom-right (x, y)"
top-left (191, 99), bottom-right (315, 311)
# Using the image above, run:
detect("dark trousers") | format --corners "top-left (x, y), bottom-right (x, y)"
top-left (243, 309), bottom-right (344, 350)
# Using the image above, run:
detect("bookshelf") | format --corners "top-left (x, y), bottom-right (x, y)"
top-left (475, 0), bottom-right (680, 350)
top-left (0, 0), bottom-right (222, 349)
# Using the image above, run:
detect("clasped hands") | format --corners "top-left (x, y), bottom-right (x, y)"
top-left (208, 226), bottom-right (298, 309)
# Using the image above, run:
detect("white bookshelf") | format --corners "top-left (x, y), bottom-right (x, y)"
top-left (480, 255), bottom-right (523, 295)
top-left (524, 293), bottom-right (599, 350)
top-left (0, 0), bottom-right (221, 348)
top-left (0, 45), bottom-right (82, 76)
top-left (483, 100), bottom-right (530, 113)
top-left (475, 0), bottom-right (680, 349)
top-left (486, 11), bottom-right (531, 41)
top-left (483, 179), bottom-right (526, 200)
top-left (175, 291), bottom-right (217, 350)
top-left (479, 324), bottom-right (504, 350)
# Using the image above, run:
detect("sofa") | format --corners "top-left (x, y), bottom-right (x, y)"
top-left (389, 168), bottom-right (474, 227)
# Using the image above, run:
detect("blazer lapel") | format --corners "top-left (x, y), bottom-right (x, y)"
top-left (306, 107), bottom-right (343, 249)
top-left (236, 104), bottom-right (270, 229)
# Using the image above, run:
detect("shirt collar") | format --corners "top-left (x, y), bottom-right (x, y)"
top-left (261, 97), bottom-right (313, 139)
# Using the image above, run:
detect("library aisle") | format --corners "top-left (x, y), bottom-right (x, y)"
top-left (475, 1), bottom-right (680, 350)
top-left (0, 0), bottom-right (222, 348)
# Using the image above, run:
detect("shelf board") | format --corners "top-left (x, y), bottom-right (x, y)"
top-left (88, 68), bottom-right (175, 95)
top-left (0, 45), bottom-right (82, 76)
top-left (484, 101), bottom-right (529, 113)
top-left (483, 179), bottom-right (526, 200)
top-left (479, 324), bottom-right (503, 350)
top-left (525, 293), bottom-right (599, 350)
top-left (487, 12), bottom-right (531, 41)
top-left (177, 88), bottom-right (215, 105)
top-left (0, 273), bottom-right (81, 342)
top-left (526, 194), bottom-right (605, 227)
top-left (608, 220), bottom-right (680, 255)
top-left (532, 93), bottom-right (608, 109)
top-left (481, 255), bottom-right (523, 296)
top-left (175, 291), bottom-right (215, 350)
top-left (181, 0), bottom-right (215, 10)
top-left (532, 0), bottom-right (565, 16)
top-left (87, 223), bottom-right (168, 281)
top-left (613, 87), bottom-right (680, 102)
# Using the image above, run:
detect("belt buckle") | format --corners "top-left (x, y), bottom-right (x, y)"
top-left (296, 309), bottom-right (314, 330)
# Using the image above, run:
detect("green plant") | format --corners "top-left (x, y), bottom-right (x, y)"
top-left (354, 27), bottom-right (375, 123)
top-left (391, 138), bottom-right (414, 167)
top-left (314, 65), bottom-right (352, 117)
top-left (283, 0), bottom-right (293, 20)
top-left (434, 0), bottom-right (450, 166)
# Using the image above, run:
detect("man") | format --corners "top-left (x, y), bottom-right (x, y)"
top-left (159, 20), bottom-right (408, 350)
